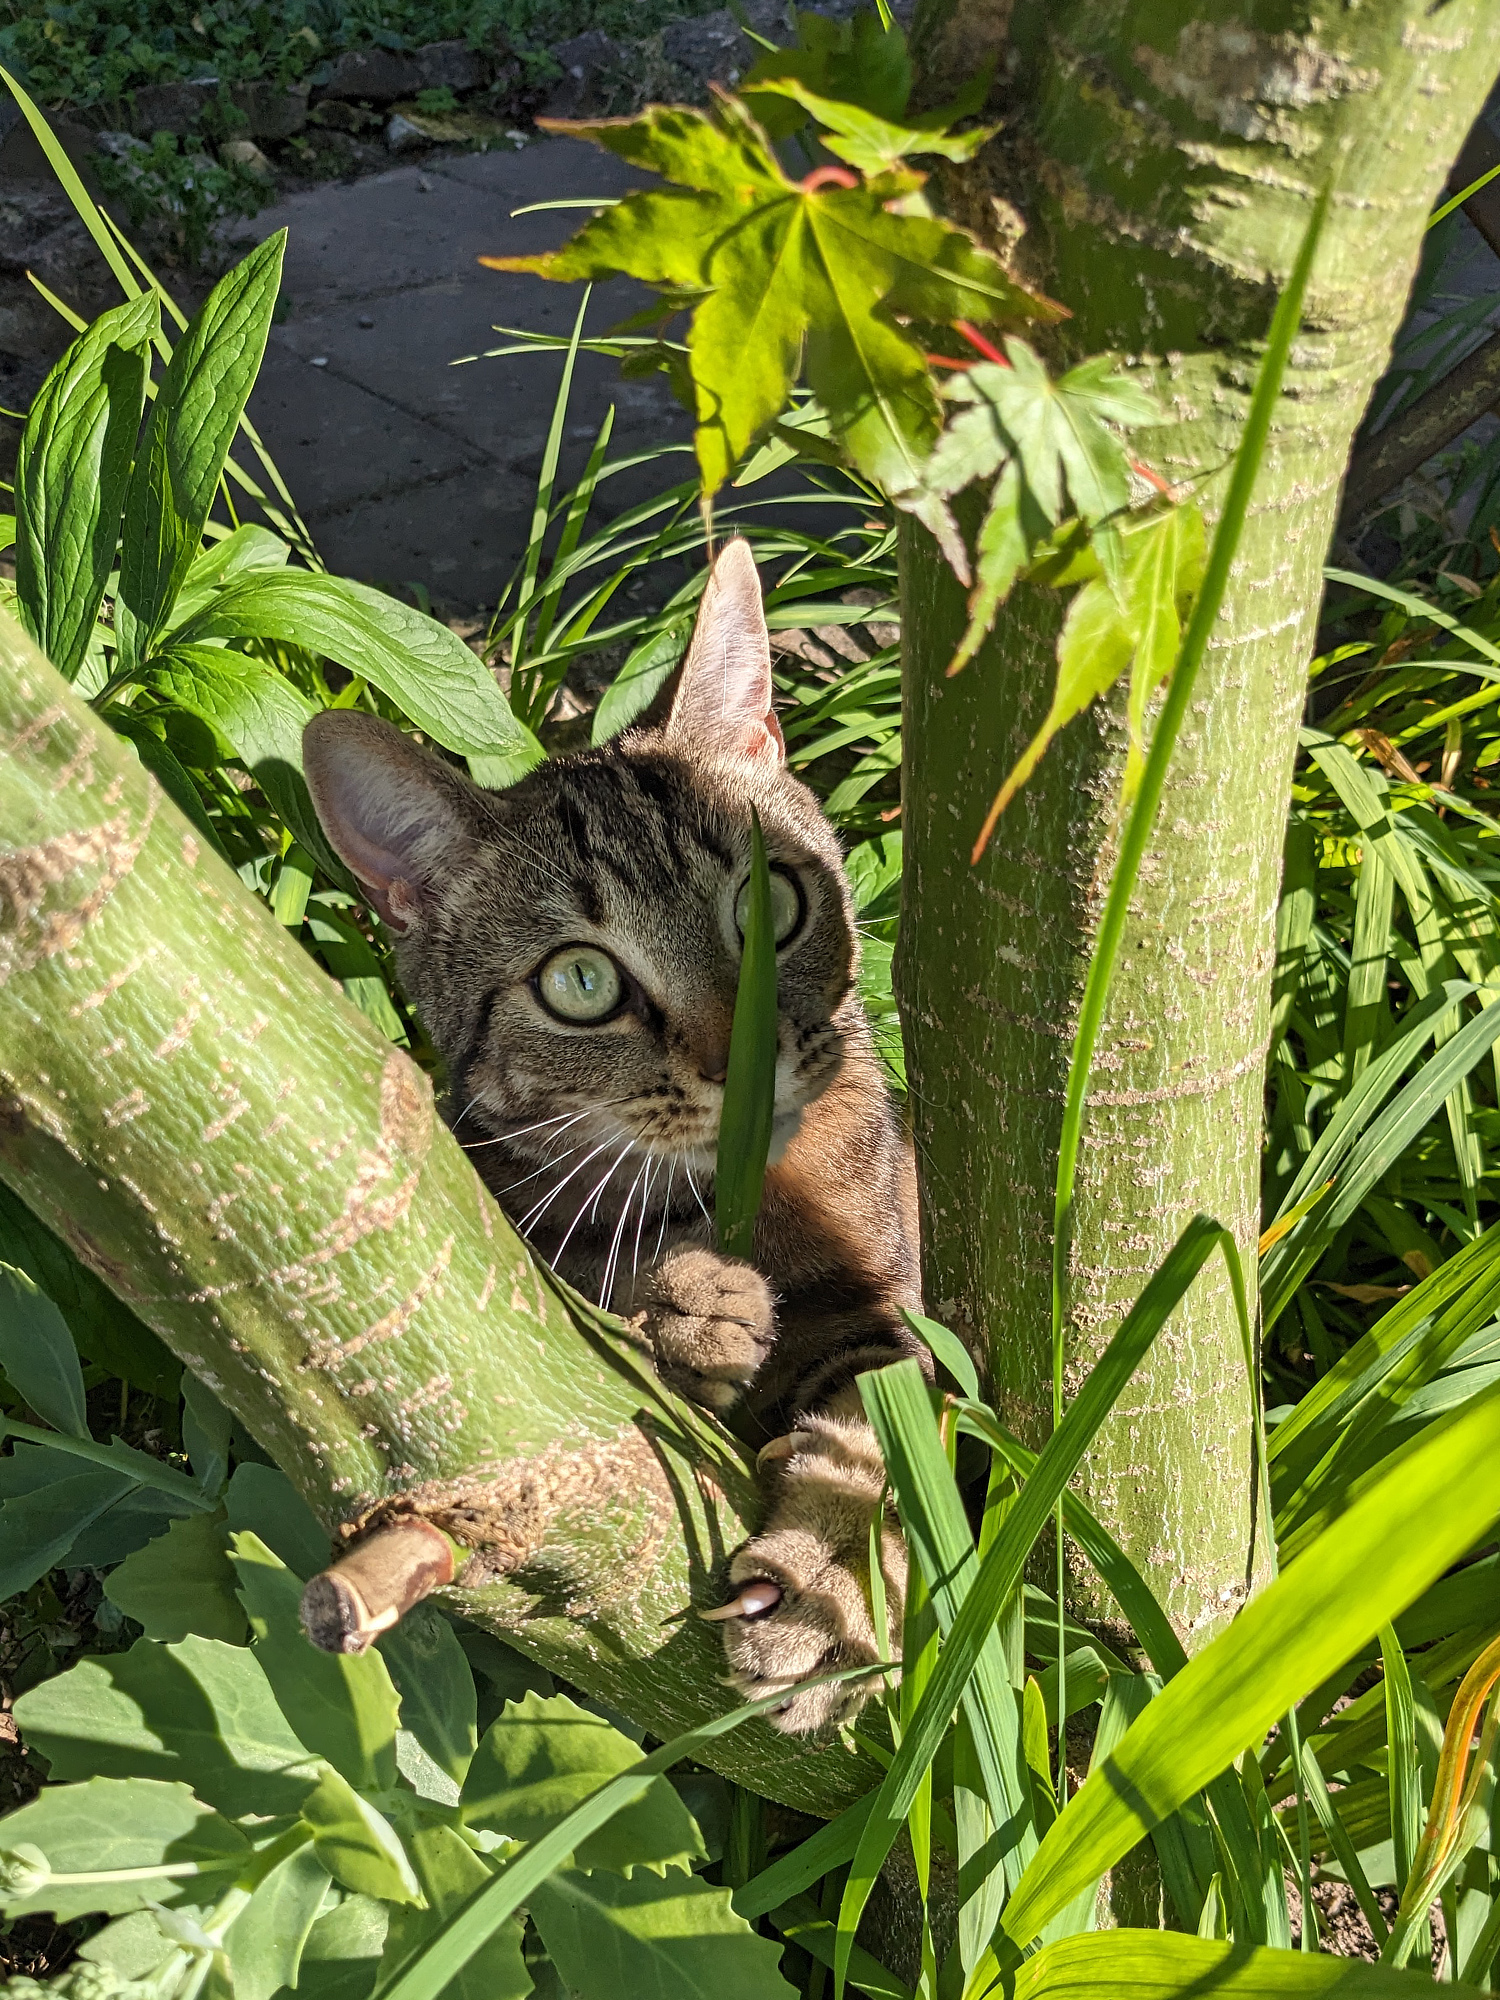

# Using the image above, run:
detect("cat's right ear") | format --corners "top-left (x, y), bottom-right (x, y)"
top-left (302, 713), bottom-right (481, 935)
top-left (665, 538), bottom-right (785, 766)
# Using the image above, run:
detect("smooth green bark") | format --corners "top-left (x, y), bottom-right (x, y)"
top-left (0, 607), bottom-right (866, 1814)
top-left (899, 0), bottom-right (1500, 1645)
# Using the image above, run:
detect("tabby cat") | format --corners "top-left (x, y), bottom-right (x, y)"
top-left (302, 539), bottom-right (926, 1730)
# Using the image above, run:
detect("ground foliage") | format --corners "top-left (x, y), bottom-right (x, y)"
top-left (5, 21), bottom-right (1500, 2000)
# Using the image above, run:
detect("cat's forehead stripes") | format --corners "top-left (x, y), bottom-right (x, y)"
top-left (537, 753), bottom-right (739, 911)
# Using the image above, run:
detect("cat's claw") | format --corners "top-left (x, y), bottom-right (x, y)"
top-left (714, 1415), bottom-right (906, 1735)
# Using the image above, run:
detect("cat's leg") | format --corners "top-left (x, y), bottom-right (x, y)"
top-left (710, 1409), bottom-right (906, 1734)
top-left (633, 1246), bottom-right (776, 1413)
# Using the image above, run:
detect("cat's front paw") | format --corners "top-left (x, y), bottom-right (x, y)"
top-left (640, 1247), bottom-right (775, 1413)
top-left (707, 1416), bottom-right (905, 1735)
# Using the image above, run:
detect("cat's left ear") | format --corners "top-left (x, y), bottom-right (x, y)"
top-left (665, 538), bottom-right (785, 766)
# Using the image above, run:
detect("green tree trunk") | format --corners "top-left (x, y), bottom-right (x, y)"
top-left (898, 1), bottom-right (1500, 1646)
top-left (0, 608), bottom-right (865, 1816)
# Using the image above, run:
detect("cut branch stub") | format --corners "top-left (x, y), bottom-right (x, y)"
top-left (301, 1518), bottom-right (459, 1653)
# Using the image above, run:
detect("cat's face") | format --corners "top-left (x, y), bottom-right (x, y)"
top-left (303, 542), bottom-right (862, 1233)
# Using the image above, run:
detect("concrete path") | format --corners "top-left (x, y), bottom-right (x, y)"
top-left (233, 137), bottom-right (691, 625)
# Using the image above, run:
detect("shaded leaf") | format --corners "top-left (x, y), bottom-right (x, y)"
top-left (13, 1633), bottom-right (321, 1819)
top-left (0, 1777), bottom-right (248, 1920)
top-left (225, 1461), bottom-right (330, 1579)
top-left (460, 1691), bottom-right (705, 1877)
top-left (0, 1259), bottom-right (89, 1437)
top-left (222, 1841), bottom-right (332, 2000)
top-left (0, 1456), bottom-right (134, 1598)
top-left (104, 1509), bottom-right (248, 1644)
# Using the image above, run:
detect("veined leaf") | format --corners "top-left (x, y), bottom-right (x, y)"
top-left (482, 98), bottom-right (1053, 495)
top-left (169, 571), bottom-right (542, 774)
top-left (300, 1763), bottom-right (422, 1905)
top-left (222, 1841), bottom-right (331, 2000)
top-left (378, 1604), bottom-right (478, 1787)
top-left (0, 1776), bottom-right (248, 1920)
top-left (742, 10), bottom-right (913, 126)
top-left (999, 1380), bottom-right (1500, 1949)
top-left (116, 231), bottom-right (286, 666)
top-left (1008, 1929), bottom-right (1483, 1997)
top-left (530, 1865), bottom-right (794, 2000)
top-left (12, 1633), bottom-right (321, 1819)
top-left (0, 1260), bottom-right (89, 1438)
top-left (232, 1530), bottom-right (400, 1791)
top-left (460, 1691), bottom-right (705, 1878)
top-left (0, 1458), bottom-right (134, 1598)
top-left (14, 289), bottom-right (156, 679)
top-left (748, 77), bottom-right (995, 174)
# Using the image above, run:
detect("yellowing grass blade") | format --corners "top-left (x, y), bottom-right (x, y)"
top-left (999, 1380), bottom-right (1500, 1951)
top-left (1007, 1928), bottom-right (1485, 1998)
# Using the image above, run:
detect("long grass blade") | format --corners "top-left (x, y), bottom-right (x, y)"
top-left (716, 808), bottom-right (779, 1260)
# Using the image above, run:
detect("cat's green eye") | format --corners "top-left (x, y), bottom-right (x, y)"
top-left (735, 867), bottom-right (803, 947)
top-left (536, 946), bottom-right (624, 1023)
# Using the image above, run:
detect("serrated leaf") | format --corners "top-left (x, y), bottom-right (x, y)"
top-left (104, 1509), bottom-right (248, 1644)
top-left (382, 1823), bottom-right (531, 2000)
top-left (168, 572), bottom-right (542, 775)
top-left (299, 1764), bottom-right (422, 1905)
top-left (484, 99), bottom-right (1052, 496)
top-left (459, 1692), bottom-right (705, 1877)
top-left (0, 1259), bottom-right (89, 1437)
top-left (0, 1777), bottom-right (248, 1920)
top-left (378, 1604), bottom-right (478, 1786)
top-left (12, 1634), bottom-right (321, 1819)
top-left (222, 1840), bottom-right (331, 2000)
top-left (749, 78), bottom-right (996, 175)
top-left (1122, 506), bottom-right (1207, 799)
top-left (947, 456), bottom-right (1029, 672)
top-left (232, 1530), bottom-right (399, 1790)
top-left (529, 1866), bottom-right (794, 2000)
top-left (743, 11), bottom-right (912, 126)
top-left (14, 288), bottom-right (156, 679)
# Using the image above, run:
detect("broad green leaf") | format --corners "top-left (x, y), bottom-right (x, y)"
top-left (530, 1866), bottom-right (794, 2000)
top-left (116, 232), bottom-right (286, 665)
top-left (1000, 1380), bottom-right (1500, 1949)
top-left (104, 1509), bottom-right (248, 1644)
top-left (299, 1763), bottom-right (422, 1905)
top-left (171, 571), bottom-right (542, 771)
top-left (1011, 1929), bottom-right (1482, 1997)
top-left (379, 1604), bottom-right (479, 1786)
top-left (225, 1461), bottom-right (330, 1579)
top-left (0, 1182), bottom-right (179, 1399)
top-left (383, 1823), bottom-right (531, 2000)
top-left (460, 1691), bottom-right (706, 1878)
top-left (181, 1368), bottom-right (233, 1494)
top-left (232, 1530), bottom-right (400, 1790)
top-left (166, 521), bottom-right (291, 631)
top-left (14, 289), bottom-right (156, 678)
top-left (716, 810), bottom-right (778, 1261)
top-left (485, 99), bottom-right (1052, 494)
top-left (298, 1895), bottom-right (389, 2000)
top-left (0, 1260), bottom-right (89, 1437)
top-left (222, 1840), bottom-right (331, 2000)
top-left (109, 710), bottom-right (229, 860)
top-left (1122, 507), bottom-right (1207, 798)
top-left (77, 1910), bottom-right (185, 1980)
top-left (13, 1634), bottom-right (321, 1819)
top-left (0, 1776), bottom-right (248, 1919)
top-left (0, 1458), bottom-right (134, 1597)
top-left (151, 646), bottom-right (337, 873)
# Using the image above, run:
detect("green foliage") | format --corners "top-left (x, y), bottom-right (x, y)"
top-left (716, 811), bottom-right (778, 1261)
top-left (92, 135), bottom-right (267, 265)
top-left (484, 84), bottom-right (1053, 497)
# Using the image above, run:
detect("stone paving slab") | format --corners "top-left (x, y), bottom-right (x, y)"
top-left (234, 138), bottom-right (693, 620)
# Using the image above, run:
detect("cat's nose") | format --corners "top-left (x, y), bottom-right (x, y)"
top-left (688, 1027), bottom-right (731, 1084)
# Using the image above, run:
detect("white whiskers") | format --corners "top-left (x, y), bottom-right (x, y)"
top-left (553, 1139), bottom-right (635, 1269)
top-left (462, 1107), bottom-right (588, 1153)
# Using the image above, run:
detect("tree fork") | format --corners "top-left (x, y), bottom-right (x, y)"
top-left (0, 608), bottom-right (867, 1815)
top-left (898, 0), bottom-right (1500, 1645)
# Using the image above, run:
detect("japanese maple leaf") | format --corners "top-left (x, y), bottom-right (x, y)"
top-left (481, 96), bottom-right (1056, 496)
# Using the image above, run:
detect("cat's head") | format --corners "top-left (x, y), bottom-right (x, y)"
top-left (302, 540), bottom-right (863, 1212)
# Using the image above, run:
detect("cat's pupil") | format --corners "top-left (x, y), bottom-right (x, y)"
top-left (735, 868), bottom-right (803, 946)
top-left (538, 946), bottom-right (622, 1023)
